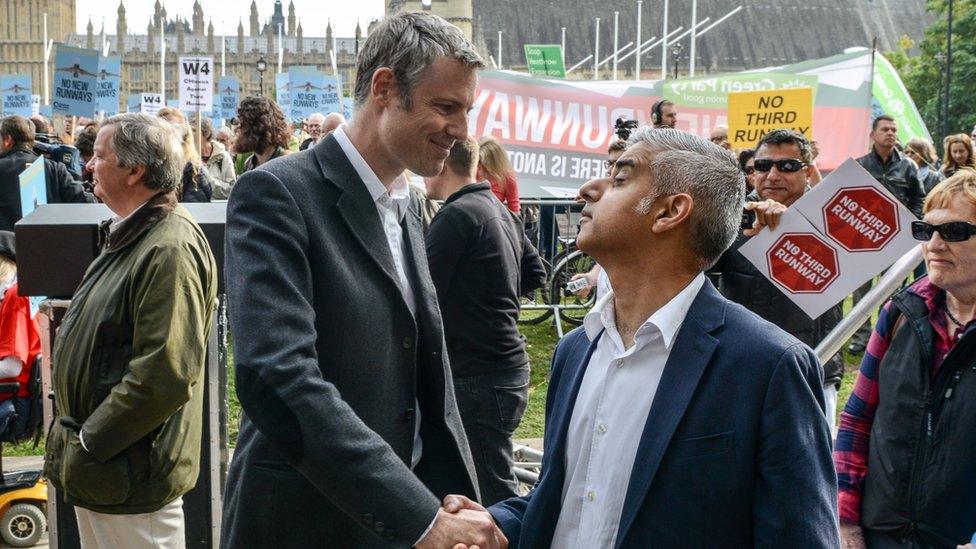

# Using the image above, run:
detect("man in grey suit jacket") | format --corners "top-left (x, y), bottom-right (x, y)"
top-left (221, 12), bottom-right (506, 549)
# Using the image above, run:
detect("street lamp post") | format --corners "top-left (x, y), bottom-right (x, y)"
top-left (257, 56), bottom-right (268, 96)
top-left (935, 51), bottom-right (946, 141)
top-left (943, 0), bottom-right (954, 140)
top-left (670, 43), bottom-right (683, 80)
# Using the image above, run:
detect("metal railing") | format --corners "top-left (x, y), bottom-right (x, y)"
top-left (519, 198), bottom-right (594, 337)
top-left (513, 443), bottom-right (543, 485)
top-left (814, 247), bottom-right (923, 365)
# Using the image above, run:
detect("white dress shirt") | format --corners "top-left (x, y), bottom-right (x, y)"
top-left (551, 273), bottom-right (706, 548)
top-left (333, 125), bottom-right (417, 314)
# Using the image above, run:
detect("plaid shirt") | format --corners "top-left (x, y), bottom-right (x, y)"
top-left (834, 277), bottom-right (976, 524)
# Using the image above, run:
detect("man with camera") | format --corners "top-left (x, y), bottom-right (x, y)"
top-left (0, 115), bottom-right (94, 231)
top-left (709, 129), bottom-right (844, 431)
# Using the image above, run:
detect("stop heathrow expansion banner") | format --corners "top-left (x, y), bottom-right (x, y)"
top-left (737, 159), bottom-right (919, 319)
top-left (472, 50), bottom-right (928, 199)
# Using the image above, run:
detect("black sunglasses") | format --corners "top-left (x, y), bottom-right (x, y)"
top-left (912, 221), bottom-right (976, 242)
top-left (753, 158), bottom-right (808, 173)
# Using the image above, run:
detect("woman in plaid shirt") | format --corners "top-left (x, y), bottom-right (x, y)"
top-left (835, 171), bottom-right (976, 548)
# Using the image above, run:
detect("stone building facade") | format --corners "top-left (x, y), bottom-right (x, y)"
top-left (1, 0), bottom-right (931, 112)
top-left (0, 0), bottom-right (76, 101)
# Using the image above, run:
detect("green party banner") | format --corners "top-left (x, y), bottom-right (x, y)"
top-left (872, 52), bottom-right (931, 143)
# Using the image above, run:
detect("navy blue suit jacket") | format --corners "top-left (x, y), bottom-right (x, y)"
top-left (490, 280), bottom-right (839, 548)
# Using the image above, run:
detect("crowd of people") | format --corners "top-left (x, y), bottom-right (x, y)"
top-left (0, 8), bottom-right (975, 549)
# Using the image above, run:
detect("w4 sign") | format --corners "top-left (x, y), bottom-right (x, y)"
top-left (179, 57), bottom-right (214, 113)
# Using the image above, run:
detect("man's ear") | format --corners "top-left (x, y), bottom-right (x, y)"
top-left (650, 193), bottom-right (694, 234)
top-left (128, 165), bottom-right (148, 188)
top-left (370, 67), bottom-right (397, 108)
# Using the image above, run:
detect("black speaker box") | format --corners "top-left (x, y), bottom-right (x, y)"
top-left (15, 203), bottom-right (226, 297)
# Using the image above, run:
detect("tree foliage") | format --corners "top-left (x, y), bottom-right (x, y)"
top-left (889, 0), bottom-right (976, 151)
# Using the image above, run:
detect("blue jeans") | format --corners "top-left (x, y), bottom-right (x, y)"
top-left (0, 397), bottom-right (30, 440)
top-left (453, 367), bottom-right (530, 506)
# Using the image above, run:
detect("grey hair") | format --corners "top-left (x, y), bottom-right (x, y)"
top-left (307, 112), bottom-right (325, 123)
top-left (626, 127), bottom-right (746, 270)
top-left (354, 11), bottom-right (483, 109)
top-left (101, 113), bottom-right (185, 193)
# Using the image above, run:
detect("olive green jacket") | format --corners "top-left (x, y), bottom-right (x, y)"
top-left (44, 192), bottom-right (217, 514)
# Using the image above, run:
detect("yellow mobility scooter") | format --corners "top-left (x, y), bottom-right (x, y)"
top-left (0, 356), bottom-right (47, 547)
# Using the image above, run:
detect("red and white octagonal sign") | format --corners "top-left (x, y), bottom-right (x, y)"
top-left (822, 186), bottom-right (900, 252)
top-left (766, 233), bottom-right (839, 294)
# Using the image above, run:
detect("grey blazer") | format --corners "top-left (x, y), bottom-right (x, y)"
top-left (221, 135), bottom-right (480, 548)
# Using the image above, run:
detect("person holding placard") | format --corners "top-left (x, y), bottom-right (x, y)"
top-left (835, 171), bottom-right (976, 548)
top-left (709, 129), bottom-right (845, 432)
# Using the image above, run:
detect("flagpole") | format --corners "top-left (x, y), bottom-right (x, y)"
top-left (689, 0), bottom-right (697, 76)
top-left (661, 0), bottom-right (669, 79)
top-left (160, 17), bottom-right (165, 98)
top-left (593, 18), bottom-right (600, 80)
top-left (221, 21), bottom-right (226, 77)
top-left (497, 31), bottom-right (503, 70)
top-left (635, 1), bottom-right (642, 81)
top-left (612, 11), bottom-right (619, 80)
top-left (277, 24), bottom-right (284, 74)
top-left (43, 13), bottom-right (49, 104)
top-left (561, 27), bottom-right (566, 64)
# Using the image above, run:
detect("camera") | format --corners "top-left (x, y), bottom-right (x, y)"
top-left (614, 118), bottom-right (639, 141)
top-left (741, 208), bottom-right (756, 231)
top-left (566, 277), bottom-right (590, 294)
top-left (33, 134), bottom-right (84, 181)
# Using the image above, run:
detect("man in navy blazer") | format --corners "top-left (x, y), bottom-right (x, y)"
top-left (446, 128), bottom-right (839, 547)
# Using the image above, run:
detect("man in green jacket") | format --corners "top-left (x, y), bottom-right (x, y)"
top-left (43, 113), bottom-right (217, 548)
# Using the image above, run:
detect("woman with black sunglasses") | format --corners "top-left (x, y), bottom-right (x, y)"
top-left (836, 170), bottom-right (976, 548)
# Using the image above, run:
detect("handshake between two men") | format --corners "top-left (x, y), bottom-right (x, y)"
top-left (416, 496), bottom-right (507, 549)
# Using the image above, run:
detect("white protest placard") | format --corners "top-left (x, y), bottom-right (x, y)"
top-left (178, 56), bottom-right (214, 113)
top-left (141, 93), bottom-right (163, 115)
top-left (738, 158), bottom-right (919, 319)
top-left (31, 95), bottom-right (40, 116)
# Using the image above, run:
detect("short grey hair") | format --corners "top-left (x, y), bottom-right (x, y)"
top-left (101, 113), bottom-right (184, 193)
top-left (626, 126), bottom-right (746, 270)
top-left (354, 11), bottom-right (483, 109)
top-left (307, 113), bottom-right (325, 123)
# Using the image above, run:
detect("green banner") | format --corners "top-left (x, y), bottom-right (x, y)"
top-left (663, 72), bottom-right (820, 109)
top-left (523, 45), bottom-right (566, 78)
top-left (872, 52), bottom-right (931, 143)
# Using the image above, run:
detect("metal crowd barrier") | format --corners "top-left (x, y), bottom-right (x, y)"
top-left (813, 247), bottom-right (923, 365)
top-left (519, 198), bottom-right (592, 337)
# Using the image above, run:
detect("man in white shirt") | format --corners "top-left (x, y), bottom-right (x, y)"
top-left (446, 127), bottom-right (838, 547)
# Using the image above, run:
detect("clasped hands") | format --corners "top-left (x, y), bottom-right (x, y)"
top-left (415, 495), bottom-right (508, 549)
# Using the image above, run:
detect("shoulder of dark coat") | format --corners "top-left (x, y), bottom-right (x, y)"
top-left (717, 298), bottom-right (812, 361)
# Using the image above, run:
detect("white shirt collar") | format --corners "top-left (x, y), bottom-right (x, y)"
top-left (332, 125), bottom-right (410, 221)
top-left (108, 200), bottom-right (150, 234)
top-left (583, 272), bottom-right (706, 350)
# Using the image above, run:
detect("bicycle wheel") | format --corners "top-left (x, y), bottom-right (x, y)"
top-left (549, 250), bottom-right (597, 327)
top-left (518, 257), bottom-right (554, 325)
